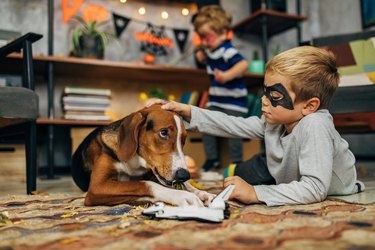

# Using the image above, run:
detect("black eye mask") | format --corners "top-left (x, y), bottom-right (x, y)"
top-left (264, 83), bottom-right (294, 110)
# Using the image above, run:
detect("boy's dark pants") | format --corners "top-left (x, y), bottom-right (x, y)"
top-left (233, 153), bottom-right (276, 185)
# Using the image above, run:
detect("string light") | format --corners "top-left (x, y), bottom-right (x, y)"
top-left (181, 8), bottom-right (189, 16)
top-left (138, 7), bottom-right (146, 15)
top-left (161, 11), bottom-right (169, 19)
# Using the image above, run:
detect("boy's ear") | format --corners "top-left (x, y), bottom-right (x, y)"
top-left (302, 97), bottom-right (320, 116)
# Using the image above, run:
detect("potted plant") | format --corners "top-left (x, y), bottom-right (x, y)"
top-left (70, 4), bottom-right (111, 59)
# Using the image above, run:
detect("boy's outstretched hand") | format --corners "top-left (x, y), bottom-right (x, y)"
top-left (145, 99), bottom-right (192, 122)
top-left (223, 176), bottom-right (260, 204)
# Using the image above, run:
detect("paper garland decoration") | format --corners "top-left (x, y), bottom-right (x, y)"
top-left (62, 1), bottom-right (191, 55)
top-left (135, 23), bottom-right (172, 56)
top-left (112, 13), bottom-right (131, 38)
top-left (62, 0), bottom-right (84, 23)
top-left (173, 29), bottom-right (190, 52)
top-left (113, 12), bottom-right (190, 54)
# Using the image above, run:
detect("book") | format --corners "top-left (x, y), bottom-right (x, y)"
top-left (64, 86), bottom-right (111, 96)
top-left (63, 104), bottom-right (109, 111)
top-left (180, 92), bottom-right (191, 104)
top-left (64, 110), bottom-right (106, 116)
top-left (62, 95), bottom-right (111, 105)
top-left (63, 113), bottom-right (110, 121)
top-left (198, 91), bottom-right (209, 108)
top-left (188, 91), bottom-right (200, 106)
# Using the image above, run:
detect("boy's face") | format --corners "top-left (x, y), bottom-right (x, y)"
top-left (261, 72), bottom-right (306, 133)
top-left (197, 23), bottom-right (227, 51)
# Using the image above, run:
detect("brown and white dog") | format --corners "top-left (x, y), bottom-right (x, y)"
top-left (71, 104), bottom-right (214, 206)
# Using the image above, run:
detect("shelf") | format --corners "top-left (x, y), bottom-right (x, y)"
top-left (37, 118), bottom-right (111, 126)
top-left (332, 112), bottom-right (375, 133)
top-left (232, 9), bottom-right (307, 38)
top-left (1, 53), bottom-right (264, 88)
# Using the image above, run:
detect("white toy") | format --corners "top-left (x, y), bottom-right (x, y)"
top-left (142, 185), bottom-right (235, 223)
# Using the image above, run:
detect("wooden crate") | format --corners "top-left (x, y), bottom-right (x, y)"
top-left (0, 145), bottom-right (26, 181)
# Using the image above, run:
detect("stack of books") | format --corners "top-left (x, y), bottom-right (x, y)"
top-left (180, 90), bottom-right (209, 108)
top-left (62, 86), bottom-right (112, 121)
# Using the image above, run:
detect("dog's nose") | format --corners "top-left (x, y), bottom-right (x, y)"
top-left (174, 169), bottom-right (190, 183)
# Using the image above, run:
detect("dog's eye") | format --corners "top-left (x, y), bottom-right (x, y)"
top-left (159, 129), bottom-right (169, 139)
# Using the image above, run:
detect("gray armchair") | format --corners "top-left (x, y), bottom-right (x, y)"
top-left (0, 32), bottom-right (42, 194)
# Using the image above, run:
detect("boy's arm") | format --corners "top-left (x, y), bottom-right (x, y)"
top-left (215, 60), bottom-right (248, 84)
top-left (187, 105), bottom-right (265, 140)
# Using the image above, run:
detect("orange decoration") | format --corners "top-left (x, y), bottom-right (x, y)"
top-left (82, 3), bottom-right (109, 23)
top-left (192, 32), bottom-right (201, 47)
top-left (226, 30), bottom-right (233, 40)
top-left (62, 0), bottom-right (84, 23)
top-left (135, 32), bottom-right (174, 48)
top-left (143, 53), bottom-right (156, 64)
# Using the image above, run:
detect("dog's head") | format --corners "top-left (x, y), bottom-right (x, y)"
top-left (117, 104), bottom-right (190, 186)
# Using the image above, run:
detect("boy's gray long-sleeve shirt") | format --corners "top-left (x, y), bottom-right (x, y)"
top-left (187, 106), bottom-right (361, 206)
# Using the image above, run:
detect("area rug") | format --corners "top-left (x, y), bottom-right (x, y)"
top-left (1, 184), bottom-right (375, 250)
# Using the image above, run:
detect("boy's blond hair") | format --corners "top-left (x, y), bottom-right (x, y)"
top-left (193, 5), bottom-right (232, 35)
top-left (266, 46), bottom-right (340, 109)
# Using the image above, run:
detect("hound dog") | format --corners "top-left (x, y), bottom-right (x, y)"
top-left (71, 104), bottom-right (215, 206)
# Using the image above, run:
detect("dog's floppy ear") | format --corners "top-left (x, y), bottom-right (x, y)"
top-left (117, 111), bottom-right (147, 162)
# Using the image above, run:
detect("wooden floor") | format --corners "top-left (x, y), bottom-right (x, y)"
top-left (0, 176), bottom-right (83, 196)
top-left (1, 162), bottom-right (375, 204)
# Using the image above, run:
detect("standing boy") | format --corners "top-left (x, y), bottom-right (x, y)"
top-left (193, 5), bottom-right (249, 171)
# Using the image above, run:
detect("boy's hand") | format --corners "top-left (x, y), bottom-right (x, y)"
top-left (195, 49), bottom-right (207, 64)
top-left (145, 99), bottom-right (192, 122)
top-left (161, 101), bottom-right (192, 121)
top-left (223, 176), bottom-right (260, 204)
top-left (214, 69), bottom-right (229, 84)
top-left (145, 98), bottom-right (168, 107)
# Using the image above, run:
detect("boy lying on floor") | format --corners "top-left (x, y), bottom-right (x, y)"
top-left (147, 46), bottom-right (364, 206)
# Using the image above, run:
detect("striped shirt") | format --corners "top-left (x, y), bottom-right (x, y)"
top-left (205, 40), bottom-right (248, 113)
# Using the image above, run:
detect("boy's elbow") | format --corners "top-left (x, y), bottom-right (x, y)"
top-left (240, 60), bottom-right (249, 74)
top-left (242, 60), bottom-right (249, 73)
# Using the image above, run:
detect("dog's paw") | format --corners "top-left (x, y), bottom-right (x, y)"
top-left (172, 190), bottom-right (204, 207)
top-left (197, 191), bottom-right (216, 206)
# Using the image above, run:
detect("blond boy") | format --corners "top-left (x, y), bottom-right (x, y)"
top-left (148, 46), bottom-right (364, 206)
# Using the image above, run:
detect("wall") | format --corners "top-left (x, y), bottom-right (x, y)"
top-left (0, 0), bottom-right (368, 65)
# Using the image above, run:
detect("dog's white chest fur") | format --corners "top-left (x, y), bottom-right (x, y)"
top-left (114, 156), bottom-right (148, 181)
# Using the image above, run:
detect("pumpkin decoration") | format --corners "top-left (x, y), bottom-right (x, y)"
top-left (143, 53), bottom-right (156, 64)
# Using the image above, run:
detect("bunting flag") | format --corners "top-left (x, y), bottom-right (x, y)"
top-left (63, 4), bottom-right (193, 57)
top-left (173, 28), bottom-right (190, 53)
top-left (112, 13), bottom-right (131, 38)
top-left (135, 23), bottom-right (173, 56)
top-left (62, 0), bottom-right (84, 23)
top-left (82, 3), bottom-right (109, 23)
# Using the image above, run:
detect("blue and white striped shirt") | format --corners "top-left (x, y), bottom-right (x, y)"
top-left (205, 40), bottom-right (248, 113)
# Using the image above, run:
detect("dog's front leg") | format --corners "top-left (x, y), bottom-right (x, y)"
top-left (184, 181), bottom-right (216, 206)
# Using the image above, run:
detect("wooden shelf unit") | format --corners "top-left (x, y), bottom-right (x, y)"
top-left (1, 53), bottom-right (264, 126)
top-left (3, 53), bottom-right (264, 87)
top-left (36, 118), bottom-right (111, 126)
top-left (232, 8), bottom-right (307, 62)
top-left (232, 9), bottom-right (307, 37)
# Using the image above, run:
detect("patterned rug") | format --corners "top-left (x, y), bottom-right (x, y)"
top-left (1, 183), bottom-right (375, 250)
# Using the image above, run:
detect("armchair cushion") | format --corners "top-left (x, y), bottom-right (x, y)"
top-left (0, 86), bottom-right (38, 128)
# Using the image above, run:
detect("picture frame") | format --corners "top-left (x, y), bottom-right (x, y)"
top-left (361, 0), bottom-right (375, 29)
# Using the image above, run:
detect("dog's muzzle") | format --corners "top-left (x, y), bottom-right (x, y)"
top-left (174, 169), bottom-right (190, 183)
